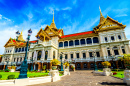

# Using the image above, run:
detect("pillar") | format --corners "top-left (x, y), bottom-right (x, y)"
top-left (38, 62), bottom-right (42, 71)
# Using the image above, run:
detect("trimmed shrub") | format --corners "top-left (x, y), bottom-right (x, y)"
top-left (0, 75), bottom-right (2, 79)
top-left (5, 69), bottom-right (10, 72)
top-left (8, 75), bottom-right (15, 79)
top-left (0, 70), bottom-right (4, 72)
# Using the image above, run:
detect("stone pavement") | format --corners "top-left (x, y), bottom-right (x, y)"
top-left (29, 70), bottom-right (126, 86)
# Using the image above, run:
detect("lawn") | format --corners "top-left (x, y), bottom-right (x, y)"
top-left (0, 72), bottom-right (49, 80)
top-left (98, 69), bottom-right (124, 79)
top-left (112, 71), bottom-right (124, 79)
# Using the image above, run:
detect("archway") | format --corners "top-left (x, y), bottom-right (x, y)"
top-left (90, 63), bottom-right (94, 70)
top-left (37, 51), bottom-right (42, 60)
top-left (76, 63), bottom-right (81, 70)
top-left (83, 63), bottom-right (88, 70)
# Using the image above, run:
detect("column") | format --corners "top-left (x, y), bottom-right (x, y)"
top-left (80, 51), bottom-right (82, 59)
top-left (74, 52), bottom-right (76, 59)
top-left (119, 46), bottom-right (123, 55)
top-left (28, 51), bottom-right (32, 60)
top-left (73, 40), bottom-right (75, 47)
top-left (125, 44), bottom-right (130, 54)
top-left (110, 46), bottom-right (114, 55)
top-left (86, 50), bottom-right (89, 58)
top-left (68, 53), bottom-right (70, 60)
top-left (91, 38), bottom-right (93, 45)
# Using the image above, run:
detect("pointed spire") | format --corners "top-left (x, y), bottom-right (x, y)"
top-left (52, 10), bottom-right (54, 23)
top-left (18, 28), bottom-right (25, 41)
top-left (99, 6), bottom-right (105, 24)
top-left (21, 28), bottom-right (23, 35)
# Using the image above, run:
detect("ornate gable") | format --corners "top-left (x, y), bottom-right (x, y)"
top-left (94, 16), bottom-right (126, 33)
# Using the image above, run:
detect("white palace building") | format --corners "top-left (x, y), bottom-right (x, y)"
top-left (0, 9), bottom-right (130, 71)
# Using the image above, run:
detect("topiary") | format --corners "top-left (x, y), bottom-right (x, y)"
top-left (0, 75), bottom-right (2, 79)
top-left (5, 69), bottom-right (10, 72)
top-left (8, 75), bottom-right (15, 79)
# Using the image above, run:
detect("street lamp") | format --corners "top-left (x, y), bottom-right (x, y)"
top-left (16, 29), bottom-right (32, 79)
top-left (4, 57), bottom-right (10, 70)
top-left (110, 54), bottom-right (116, 69)
top-left (30, 57), bottom-right (34, 71)
top-left (60, 52), bottom-right (64, 71)
top-left (92, 51), bottom-right (98, 71)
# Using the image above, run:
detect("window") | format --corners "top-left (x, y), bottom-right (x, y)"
top-left (105, 37), bottom-right (108, 42)
top-left (80, 39), bottom-right (85, 45)
top-left (122, 49), bottom-right (125, 54)
top-left (93, 37), bottom-right (99, 43)
top-left (17, 58), bottom-right (19, 62)
top-left (65, 54), bottom-right (68, 59)
top-left (96, 52), bottom-right (100, 57)
top-left (86, 38), bottom-right (92, 44)
top-left (107, 50), bottom-right (111, 56)
top-left (75, 40), bottom-right (79, 45)
top-left (20, 58), bottom-right (22, 62)
top-left (118, 35), bottom-right (121, 39)
top-left (89, 52), bottom-right (93, 57)
top-left (69, 40), bottom-right (73, 46)
top-left (76, 53), bottom-right (79, 58)
top-left (83, 53), bottom-right (86, 58)
top-left (14, 58), bottom-right (16, 62)
top-left (71, 54), bottom-right (73, 59)
top-left (114, 50), bottom-right (119, 55)
top-left (64, 41), bottom-right (68, 47)
top-left (15, 48), bottom-right (18, 53)
top-left (25, 47), bottom-right (27, 51)
top-left (59, 42), bottom-right (63, 47)
top-left (22, 47), bottom-right (24, 52)
top-left (111, 36), bottom-right (115, 40)
top-left (19, 48), bottom-right (21, 52)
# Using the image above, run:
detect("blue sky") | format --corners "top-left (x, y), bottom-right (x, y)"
top-left (0, 0), bottom-right (130, 54)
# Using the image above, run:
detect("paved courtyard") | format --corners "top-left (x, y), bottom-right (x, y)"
top-left (29, 70), bottom-right (126, 86)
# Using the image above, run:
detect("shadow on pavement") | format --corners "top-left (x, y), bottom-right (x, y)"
top-left (99, 82), bottom-right (127, 85)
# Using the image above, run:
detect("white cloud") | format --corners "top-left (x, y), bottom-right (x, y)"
top-left (115, 14), bottom-right (128, 17)
top-left (3, 17), bottom-right (11, 21)
top-left (0, 14), bottom-right (2, 19)
top-left (62, 7), bottom-right (72, 10)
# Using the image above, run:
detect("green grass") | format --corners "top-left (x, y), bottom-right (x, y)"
top-left (98, 69), bottom-right (124, 79)
top-left (0, 72), bottom-right (49, 80)
top-left (112, 71), bottom-right (124, 79)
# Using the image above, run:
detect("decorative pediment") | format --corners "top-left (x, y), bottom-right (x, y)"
top-left (94, 16), bottom-right (126, 33)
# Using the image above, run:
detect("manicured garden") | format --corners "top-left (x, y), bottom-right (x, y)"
top-left (0, 71), bottom-right (49, 80)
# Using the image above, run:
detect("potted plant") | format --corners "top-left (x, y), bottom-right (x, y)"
top-left (101, 61), bottom-right (112, 76)
top-left (121, 54), bottom-right (130, 85)
top-left (51, 59), bottom-right (60, 70)
top-left (10, 66), bottom-right (15, 72)
top-left (43, 65), bottom-right (46, 71)
top-left (71, 66), bottom-right (75, 71)
top-left (63, 62), bottom-right (69, 69)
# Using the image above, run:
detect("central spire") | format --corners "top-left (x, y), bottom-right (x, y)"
top-left (52, 10), bottom-right (54, 23)
top-left (99, 6), bottom-right (105, 24)
top-left (50, 10), bottom-right (57, 29)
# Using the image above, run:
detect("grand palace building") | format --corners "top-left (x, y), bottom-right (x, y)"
top-left (0, 9), bottom-right (130, 71)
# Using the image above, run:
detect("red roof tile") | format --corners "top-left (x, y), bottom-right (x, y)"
top-left (29, 40), bottom-right (38, 43)
top-left (61, 31), bottom-right (94, 38)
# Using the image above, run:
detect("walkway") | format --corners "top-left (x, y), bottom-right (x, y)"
top-left (29, 70), bottom-right (126, 86)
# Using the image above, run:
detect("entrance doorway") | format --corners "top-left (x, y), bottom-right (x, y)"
top-left (90, 63), bottom-right (94, 70)
top-left (35, 64), bottom-right (38, 70)
top-left (76, 63), bottom-right (81, 70)
top-left (83, 63), bottom-right (88, 70)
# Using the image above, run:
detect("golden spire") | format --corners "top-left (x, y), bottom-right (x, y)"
top-left (99, 6), bottom-right (105, 24)
top-left (18, 28), bottom-right (25, 41)
top-left (52, 10), bottom-right (54, 23)
top-left (50, 10), bottom-right (57, 29)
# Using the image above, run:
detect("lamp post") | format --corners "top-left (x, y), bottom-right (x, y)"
top-left (16, 29), bottom-right (32, 79)
top-left (30, 57), bottom-right (34, 71)
top-left (60, 52), bottom-right (64, 71)
top-left (4, 57), bottom-right (10, 70)
top-left (92, 51), bottom-right (98, 71)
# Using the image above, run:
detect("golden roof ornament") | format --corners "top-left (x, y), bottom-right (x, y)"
top-left (18, 29), bottom-right (25, 41)
top-left (50, 10), bottom-right (57, 29)
top-left (99, 6), bottom-right (105, 24)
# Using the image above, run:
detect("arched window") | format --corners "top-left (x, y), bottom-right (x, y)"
top-left (69, 40), bottom-right (73, 46)
top-left (80, 39), bottom-right (85, 45)
top-left (113, 46), bottom-right (119, 55)
top-left (37, 51), bottom-right (42, 60)
top-left (59, 42), bottom-right (63, 47)
top-left (19, 48), bottom-right (21, 52)
top-left (22, 47), bottom-right (24, 52)
top-left (75, 40), bottom-right (79, 45)
top-left (64, 41), bottom-right (68, 47)
top-left (93, 37), bottom-right (99, 43)
top-left (15, 48), bottom-right (18, 53)
top-left (86, 38), bottom-right (92, 44)
top-left (45, 51), bottom-right (48, 60)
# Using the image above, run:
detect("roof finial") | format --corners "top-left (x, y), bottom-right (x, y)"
top-left (52, 10), bottom-right (54, 23)
top-left (99, 5), bottom-right (103, 16)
